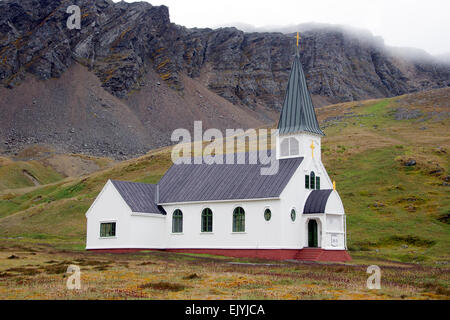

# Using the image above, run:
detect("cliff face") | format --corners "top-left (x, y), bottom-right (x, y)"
top-left (0, 0), bottom-right (449, 157)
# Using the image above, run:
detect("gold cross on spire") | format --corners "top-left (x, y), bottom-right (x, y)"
top-left (310, 140), bottom-right (315, 158)
top-left (296, 32), bottom-right (300, 48)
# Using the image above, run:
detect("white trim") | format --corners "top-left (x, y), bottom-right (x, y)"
top-left (159, 197), bottom-right (279, 206)
top-left (344, 215), bottom-right (347, 250)
top-left (99, 220), bottom-right (117, 239)
top-left (278, 154), bottom-right (302, 160)
top-left (131, 212), bottom-right (166, 218)
top-left (304, 217), bottom-right (323, 249)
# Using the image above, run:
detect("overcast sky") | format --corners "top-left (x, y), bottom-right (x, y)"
top-left (118, 0), bottom-right (450, 55)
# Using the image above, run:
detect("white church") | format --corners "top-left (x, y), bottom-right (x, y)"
top-left (85, 45), bottom-right (351, 262)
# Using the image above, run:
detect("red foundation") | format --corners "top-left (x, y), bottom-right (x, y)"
top-left (87, 248), bottom-right (352, 262)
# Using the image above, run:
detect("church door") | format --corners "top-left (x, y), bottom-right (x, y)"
top-left (308, 220), bottom-right (318, 248)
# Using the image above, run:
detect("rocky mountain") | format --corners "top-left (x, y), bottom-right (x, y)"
top-left (0, 0), bottom-right (449, 158)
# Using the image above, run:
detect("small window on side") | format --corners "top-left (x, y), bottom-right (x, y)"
top-left (305, 175), bottom-right (310, 189)
top-left (291, 209), bottom-right (296, 222)
top-left (310, 171), bottom-right (315, 189)
top-left (100, 222), bottom-right (116, 238)
top-left (264, 208), bottom-right (272, 221)
top-left (316, 176), bottom-right (320, 190)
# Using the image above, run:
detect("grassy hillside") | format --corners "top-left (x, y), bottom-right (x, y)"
top-left (0, 88), bottom-right (448, 265)
top-left (0, 156), bottom-right (63, 191)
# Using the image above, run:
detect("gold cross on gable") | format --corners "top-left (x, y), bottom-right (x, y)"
top-left (296, 32), bottom-right (300, 48)
top-left (310, 141), bottom-right (315, 158)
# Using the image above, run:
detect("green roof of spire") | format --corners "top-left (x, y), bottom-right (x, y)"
top-left (277, 51), bottom-right (324, 136)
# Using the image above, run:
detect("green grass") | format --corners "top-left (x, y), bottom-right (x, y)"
top-left (0, 160), bottom-right (63, 191)
top-left (321, 94), bottom-right (449, 264)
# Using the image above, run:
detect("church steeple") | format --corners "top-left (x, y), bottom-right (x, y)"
top-left (277, 37), bottom-right (324, 136)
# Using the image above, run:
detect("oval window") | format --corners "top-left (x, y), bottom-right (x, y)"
top-left (264, 208), bottom-right (272, 221)
top-left (291, 209), bottom-right (296, 222)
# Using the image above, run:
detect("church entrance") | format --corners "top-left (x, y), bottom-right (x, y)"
top-left (308, 220), bottom-right (318, 248)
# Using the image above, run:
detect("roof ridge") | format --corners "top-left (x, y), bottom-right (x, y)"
top-left (111, 180), bottom-right (156, 186)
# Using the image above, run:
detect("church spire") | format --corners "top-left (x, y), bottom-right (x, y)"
top-left (277, 34), bottom-right (324, 136)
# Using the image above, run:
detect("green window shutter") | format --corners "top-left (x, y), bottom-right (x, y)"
top-left (305, 175), bottom-right (309, 189)
top-left (316, 176), bottom-right (320, 190)
top-left (310, 172), bottom-right (315, 189)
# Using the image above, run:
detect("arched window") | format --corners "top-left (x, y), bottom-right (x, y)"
top-left (233, 207), bottom-right (245, 232)
top-left (310, 171), bottom-right (315, 190)
top-left (289, 137), bottom-right (299, 155)
top-left (201, 208), bottom-right (213, 232)
top-left (264, 208), bottom-right (272, 221)
top-left (280, 138), bottom-right (290, 157)
top-left (306, 172), bottom-right (320, 190)
top-left (172, 209), bottom-right (183, 233)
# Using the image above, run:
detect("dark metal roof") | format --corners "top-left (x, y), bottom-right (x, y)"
top-left (158, 152), bottom-right (303, 204)
top-left (303, 189), bottom-right (333, 214)
top-left (111, 180), bottom-right (166, 215)
top-left (277, 52), bottom-right (324, 136)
